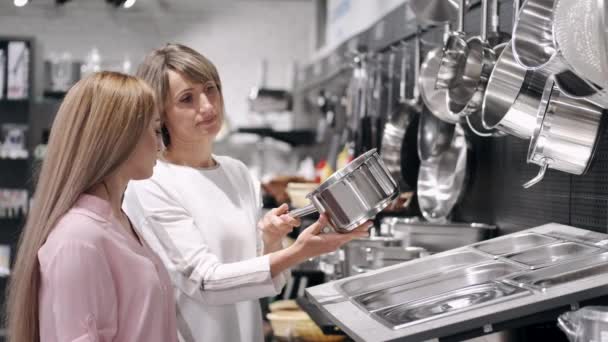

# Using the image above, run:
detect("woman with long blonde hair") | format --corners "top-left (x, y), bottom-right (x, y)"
top-left (6, 71), bottom-right (178, 342)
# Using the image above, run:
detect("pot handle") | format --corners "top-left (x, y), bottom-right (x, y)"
top-left (557, 311), bottom-right (578, 341)
top-left (289, 204), bottom-right (318, 218)
top-left (523, 158), bottom-right (551, 188)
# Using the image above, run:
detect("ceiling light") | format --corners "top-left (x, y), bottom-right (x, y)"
top-left (14, 0), bottom-right (28, 7)
top-left (123, 0), bottom-right (136, 8)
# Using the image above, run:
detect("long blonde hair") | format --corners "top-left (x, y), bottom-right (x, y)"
top-left (6, 71), bottom-right (156, 342)
top-left (135, 43), bottom-right (225, 146)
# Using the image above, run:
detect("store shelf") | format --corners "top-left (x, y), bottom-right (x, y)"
top-left (236, 127), bottom-right (316, 147)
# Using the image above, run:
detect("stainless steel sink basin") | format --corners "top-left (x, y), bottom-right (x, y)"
top-left (472, 233), bottom-right (558, 256)
top-left (374, 281), bottom-right (530, 329)
top-left (352, 261), bottom-right (523, 311)
top-left (504, 242), bottom-right (601, 269)
top-left (505, 252), bottom-right (608, 291)
top-left (338, 250), bottom-right (490, 297)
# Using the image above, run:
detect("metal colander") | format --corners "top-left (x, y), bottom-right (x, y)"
top-left (553, 0), bottom-right (608, 88)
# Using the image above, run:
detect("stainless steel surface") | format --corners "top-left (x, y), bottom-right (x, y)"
top-left (525, 81), bottom-right (604, 188)
top-left (385, 217), bottom-right (496, 252)
top-left (344, 238), bottom-right (427, 276)
top-left (504, 242), bottom-right (601, 269)
top-left (419, 47), bottom-right (461, 124)
top-left (381, 38), bottom-right (421, 189)
top-left (506, 252), bottom-right (608, 291)
top-left (553, 0), bottom-right (608, 88)
top-left (436, 0), bottom-right (468, 90)
top-left (481, 41), bottom-right (550, 138)
top-left (417, 124), bottom-right (468, 222)
top-left (306, 223), bottom-right (608, 342)
top-left (374, 281), bottom-right (529, 329)
top-left (512, 0), bottom-right (556, 69)
top-left (338, 250), bottom-right (489, 297)
top-left (353, 261), bottom-right (522, 312)
top-left (290, 149), bottom-right (399, 232)
top-left (417, 109), bottom-right (456, 161)
top-left (558, 306), bottom-right (608, 342)
top-left (472, 232), bottom-right (558, 255)
top-left (446, 0), bottom-right (497, 118)
top-left (409, 0), bottom-right (469, 24)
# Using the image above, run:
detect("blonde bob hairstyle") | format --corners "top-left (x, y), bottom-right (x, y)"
top-left (6, 71), bottom-right (157, 342)
top-left (135, 43), bottom-right (225, 146)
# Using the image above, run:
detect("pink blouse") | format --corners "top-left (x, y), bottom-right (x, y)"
top-left (38, 194), bottom-right (178, 342)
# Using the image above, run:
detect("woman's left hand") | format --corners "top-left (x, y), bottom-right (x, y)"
top-left (258, 203), bottom-right (301, 248)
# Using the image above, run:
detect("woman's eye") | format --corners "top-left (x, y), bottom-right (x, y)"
top-left (205, 84), bottom-right (217, 93)
top-left (180, 94), bottom-right (192, 103)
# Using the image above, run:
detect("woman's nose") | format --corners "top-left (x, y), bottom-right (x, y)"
top-left (198, 94), bottom-right (213, 113)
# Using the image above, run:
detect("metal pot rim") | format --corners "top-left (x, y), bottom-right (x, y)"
top-left (419, 48), bottom-right (460, 124)
top-left (311, 149), bottom-right (380, 195)
top-left (447, 37), bottom-right (497, 117)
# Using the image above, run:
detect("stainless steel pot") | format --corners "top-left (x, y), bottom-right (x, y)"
top-left (417, 124), bottom-right (468, 222)
top-left (419, 47), bottom-right (461, 124)
top-left (512, 0), bottom-right (556, 70)
top-left (558, 306), bottom-right (608, 342)
top-left (481, 41), bottom-right (552, 138)
top-left (446, 0), bottom-right (497, 118)
top-left (290, 149), bottom-right (399, 232)
top-left (524, 81), bottom-right (605, 188)
top-left (436, 0), bottom-right (468, 90)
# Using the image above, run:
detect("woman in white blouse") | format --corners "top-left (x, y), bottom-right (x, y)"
top-left (123, 43), bottom-right (370, 342)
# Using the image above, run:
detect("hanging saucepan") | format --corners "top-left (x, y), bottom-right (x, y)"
top-left (381, 37), bottom-right (421, 190)
top-left (511, 0), bottom-right (608, 107)
top-left (435, 0), bottom-right (468, 90)
top-left (481, 41), bottom-right (553, 138)
top-left (446, 0), bottom-right (496, 118)
top-left (523, 80), bottom-right (605, 188)
top-left (289, 149), bottom-right (399, 232)
top-left (511, 0), bottom-right (556, 70)
top-left (417, 124), bottom-right (468, 223)
top-left (419, 24), bottom-right (460, 124)
top-left (452, 0), bottom-right (508, 137)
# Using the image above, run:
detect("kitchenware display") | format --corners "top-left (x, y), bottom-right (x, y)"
top-left (504, 242), bottom-right (601, 269)
top-left (511, 0), bottom-right (608, 107)
top-left (417, 108), bottom-right (455, 161)
top-left (446, 0), bottom-right (497, 118)
top-left (472, 232), bottom-right (558, 255)
top-left (553, 0), bottom-right (608, 89)
top-left (435, 0), bottom-right (468, 90)
top-left (419, 24), bottom-right (460, 124)
top-left (511, 0), bottom-right (556, 70)
top-left (289, 149), bottom-right (399, 233)
top-left (343, 235), bottom-right (427, 276)
top-left (524, 81), bottom-right (605, 188)
top-left (306, 223), bottom-right (608, 342)
top-left (381, 40), bottom-right (421, 190)
top-left (558, 306), bottom-right (608, 342)
top-left (507, 252), bottom-right (608, 291)
top-left (409, 0), bottom-right (470, 24)
top-left (481, 41), bottom-right (551, 138)
top-left (385, 217), bottom-right (496, 253)
top-left (417, 124), bottom-right (468, 222)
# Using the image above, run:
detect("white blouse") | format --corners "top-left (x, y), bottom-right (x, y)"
top-left (123, 156), bottom-right (288, 342)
